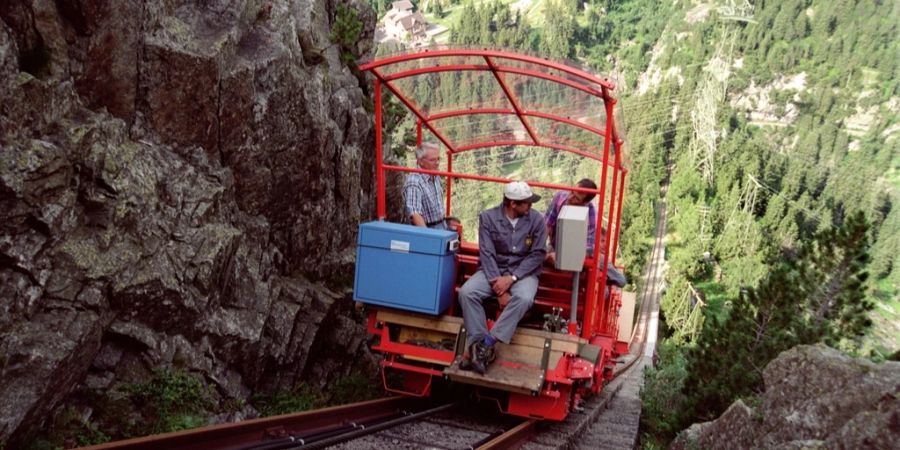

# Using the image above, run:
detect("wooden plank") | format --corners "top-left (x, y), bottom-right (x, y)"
top-left (397, 327), bottom-right (456, 345)
top-left (376, 309), bottom-right (463, 334)
top-left (514, 327), bottom-right (585, 343)
top-left (508, 335), bottom-right (577, 354)
top-left (495, 344), bottom-right (565, 369)
top-left (508, 330), bottom-right (582, 354)
top-left (375, 309), bottom-right (581, 355)
top-left (402, 355), bottom-right (452, 366)
top-left (444, 359), bottom-right (544, 395)
top-left (443, 339), bottom-right (568, 391)
top-left (396, 328), bottom-right (457, 363)
top-left (617, 291), bottom-right (636, 342)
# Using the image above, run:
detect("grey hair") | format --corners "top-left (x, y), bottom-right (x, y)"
top-left (415, 142), bottom-right (440, 159)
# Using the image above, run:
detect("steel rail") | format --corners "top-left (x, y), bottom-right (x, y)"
top-left (75, 397), bottom-right (422, 450)
top-left (230, 412), bottom-right (411, 450)
top-left (475, 419), bottom-right (538, 450)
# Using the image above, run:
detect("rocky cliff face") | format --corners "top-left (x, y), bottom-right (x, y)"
top-left (672, 344), bottom-right (900, 449)
top-left (0, 0), bottom-right (380, 445)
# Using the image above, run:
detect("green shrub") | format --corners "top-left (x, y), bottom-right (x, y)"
top-left (330, 4), bottom-right (364, 66)
top-left (26, 369), bottom-right (215, 448)
top-left (640, 340), bottom-right (689, 446)
top-left (326, 372), bottom-right (380, 405)
top-left (121, 368), bottom-right (215, 434)
top-left (253, 384), bottom-right (324, 417)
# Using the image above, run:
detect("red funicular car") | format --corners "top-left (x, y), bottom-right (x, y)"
top-left (355, 48), bottom-right (632, 421)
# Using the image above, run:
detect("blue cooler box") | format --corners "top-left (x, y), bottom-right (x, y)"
top-left (354, 221), bottom-right (459, 315)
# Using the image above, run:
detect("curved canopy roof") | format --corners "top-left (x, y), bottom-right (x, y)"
top-left (360, 48), bottom-right (624, 165)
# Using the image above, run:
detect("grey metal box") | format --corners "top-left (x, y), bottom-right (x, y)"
top-left (554, 205), bottom-right (588, 271)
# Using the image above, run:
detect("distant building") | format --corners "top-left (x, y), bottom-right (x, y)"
top-left (383, 0), bottom-right (428, 41)
top-left (392, 0), bottom-right (414, 11)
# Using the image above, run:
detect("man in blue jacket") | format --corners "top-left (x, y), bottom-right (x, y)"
top-left (458, 181), bottom-right (547, 374)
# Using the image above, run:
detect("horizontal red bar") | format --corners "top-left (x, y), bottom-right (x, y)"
top-left (360, 48), bottom-right (615, 90)
top-left (372, 340), bottom-right (455, 364)
top-left (381, 360), bottom-right (444, 377)
top-left (380, 64), bottom-right (606, 99)
top-left (429, 108), bottom-right (608, 139)
top-left (382, 164), bottom-right (610, 194)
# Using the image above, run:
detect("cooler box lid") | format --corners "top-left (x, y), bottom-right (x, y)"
top-left (358, 221), bottom-right (458, 256)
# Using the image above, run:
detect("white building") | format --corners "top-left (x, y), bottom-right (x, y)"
top-left (383, 0), bottom-right (428, 41)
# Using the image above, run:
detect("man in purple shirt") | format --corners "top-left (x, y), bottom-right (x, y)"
top-left (545, 179), bottom-right (602, 263)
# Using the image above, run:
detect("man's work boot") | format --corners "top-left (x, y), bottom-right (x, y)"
top-left (471, 341), bottom-right (497, 375)
top-left (459, 343), bottom-right (478, 371)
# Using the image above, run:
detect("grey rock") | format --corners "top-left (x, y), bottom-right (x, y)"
top-left (672, 344), bottom-right (900, 450)
top-left (1, 0), bottom-right (381, 445)
top-left (0, 310), bottom-right (103, 443)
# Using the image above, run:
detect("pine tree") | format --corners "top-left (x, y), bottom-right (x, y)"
top-left (679, 212), bottom-right (874, 425)
top-left (797, 211), bottom-right (873, 347)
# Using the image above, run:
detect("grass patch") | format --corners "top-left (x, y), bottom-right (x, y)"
top-left (424, 0), bottom-right (540, 32)
top-left (28, 369), bottom-right (217, 449)
top-left (327, 373), bottom-right (382, 405)
top-left (886, 152), bottom-right (900, 192)
top-left (253, 384), bottom-right (323, 417)
top-left (253, 373), bottom-right (381, 417)
top-left (120, 369), bottom-right (216, 434)
top-left (867, 276), bottom-right (900, 354)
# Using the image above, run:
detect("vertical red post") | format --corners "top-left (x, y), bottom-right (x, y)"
top-left (446, 152), bottom-right (453, 217)
top-left (609, 163), bottom-right (619, 257)
top-left (583, 91), bottom-right (614, 339)
top-left (599, 141), bottom-right (620, 333)
top-left (604, 140), bottom-right (620, 272)
top-left (375, 79), bottom-right (386, 219)
top-left (612, 165), bottom-right (627, 264)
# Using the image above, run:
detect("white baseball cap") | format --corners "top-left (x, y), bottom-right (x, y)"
top-left (504, 181), bottom-right (541, 203)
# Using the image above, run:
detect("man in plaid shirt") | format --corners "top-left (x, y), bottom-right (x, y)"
top-left (404, 142), bottom-right (446, 229)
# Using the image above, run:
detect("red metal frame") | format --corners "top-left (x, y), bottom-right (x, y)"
top-left (483, 56), bottom-right (540, 145)
top-left (361, 48), bottom-right (628, 421)
top-left (454, 141), bottom-right (606, 162)
top-left (362, 49), bottom-right (614, 88)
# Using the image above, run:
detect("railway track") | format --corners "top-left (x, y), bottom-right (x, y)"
top-left (77, 396), bottom-right (535, 450)
top-left (325, 408), bottom-right (535, 450)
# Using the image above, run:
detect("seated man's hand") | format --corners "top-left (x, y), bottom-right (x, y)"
top-left (546, 251), bottom-right (556, 264)
top-left (491, 275), bottom-right (514, 296)
top-left (498, 291), bottom-right (511, 307)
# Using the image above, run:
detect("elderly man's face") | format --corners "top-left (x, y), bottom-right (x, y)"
top-left (418, 146), bottom-right (440, 170)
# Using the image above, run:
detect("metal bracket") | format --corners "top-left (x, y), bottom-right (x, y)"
top-left (540, 338), bottom-right (553, 372)
top-left (454, 326), bottom-right (467, 359)
top-left (577, 343), bottom-right (602, 364)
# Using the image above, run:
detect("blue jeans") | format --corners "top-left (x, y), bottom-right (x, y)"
top-left (458, 270), bottom-right (538, 347)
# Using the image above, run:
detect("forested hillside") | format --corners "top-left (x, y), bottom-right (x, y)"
top-left (632, 1), bottom-right (898, 446)
top-left (371, 0), bottom-right (898, 446)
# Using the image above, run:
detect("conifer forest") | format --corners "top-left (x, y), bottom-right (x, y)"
top-left (372, 0), bottom-right (898, 446)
